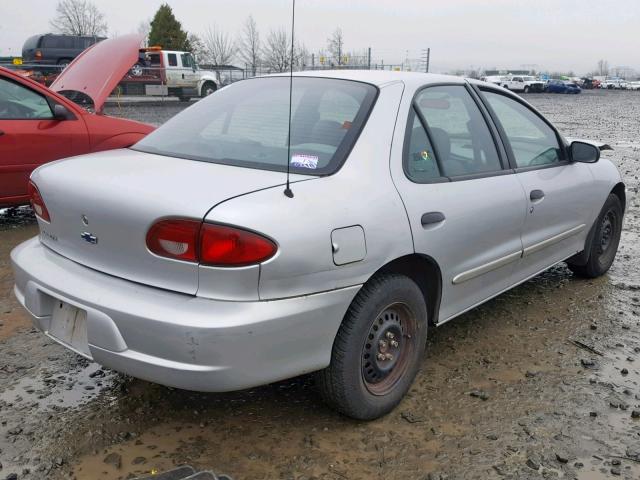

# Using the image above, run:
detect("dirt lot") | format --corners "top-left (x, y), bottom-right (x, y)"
top-left (1, 90), bottom-right (639, 480)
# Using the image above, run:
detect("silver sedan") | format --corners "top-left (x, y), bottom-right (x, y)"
top-left (11, 71), bottom-right (626, 420)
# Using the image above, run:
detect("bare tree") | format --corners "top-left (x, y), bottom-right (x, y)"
top-left (50, 0), bottom-right (108, 36)
top-left (202, 25), bottom-right (236, 66)
top-left (137, 19), bottom-right (151, 47)
top-left (264, 28), bottom-right (291, 72)
top-left (238, 15), bottom-right (261, 76)
top-left (327, 28), bottom-right (344, 66)
top-left (597, 59), bottom-right (609, 77)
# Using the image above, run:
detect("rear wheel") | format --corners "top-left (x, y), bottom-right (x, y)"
top-left (57, 58), bottom-right (72, 70)
top-left (568, 193), bottom-right (623, 278)
top-left (316, 274), bottom-right (427, 420)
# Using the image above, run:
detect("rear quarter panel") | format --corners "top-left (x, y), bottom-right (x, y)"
top-left (203, 82), bottom-right (415, 300)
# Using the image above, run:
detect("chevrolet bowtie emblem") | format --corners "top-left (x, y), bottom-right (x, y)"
top-left (81, 232), bottom-right (98, 244)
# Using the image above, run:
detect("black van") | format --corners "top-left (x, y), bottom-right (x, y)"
top-left (21, 34), bottom-right (105, 67)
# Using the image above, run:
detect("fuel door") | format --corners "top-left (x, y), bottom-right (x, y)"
top-left (331, 225), bottom-right (367, 266)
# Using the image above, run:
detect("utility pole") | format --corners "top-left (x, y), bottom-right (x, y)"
top-left (367, 47), bottom-right (371, 70)
top-left (421, 48), bottom-right (431, 73)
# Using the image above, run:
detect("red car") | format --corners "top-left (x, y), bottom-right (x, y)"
top-left (0, 34), bottom-right (154, 208)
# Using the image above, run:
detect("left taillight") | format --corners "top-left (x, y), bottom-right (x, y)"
top-left (28, 181), bottom-right (51, 222)
top-left (146, 219), bottom-right (277, 267)
top-left (146, 219), bottom-right (200, 262)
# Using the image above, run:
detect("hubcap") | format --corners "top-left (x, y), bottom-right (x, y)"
top-left (361, 304), bottom-right (417, 395)
top-left (598, 209), bottom-right (616, 254)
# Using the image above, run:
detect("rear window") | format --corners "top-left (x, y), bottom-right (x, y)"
top-left (133, 77), bottom-right (378, 175)
top-left (23, 35), bottom-right (41, 51)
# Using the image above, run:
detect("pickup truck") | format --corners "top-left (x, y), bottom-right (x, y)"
top-left (501, 75), bottom-right (545, 93)
top-left (128, 48), bottom-right (219, 100)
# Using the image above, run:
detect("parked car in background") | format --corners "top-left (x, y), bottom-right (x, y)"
top-left (627, 81), bottom-right (640, 91)
top-left (501, 75), bottom-right (545, 93)
top-left (546, 79), bottom-right (581, 94)
top-left (12, 71), bottom-right (624, 420)
top-left (580, 78), bottom-right (601, 89)
top-left (21, 33), bottom-right (105, 68)
top-left (0, 34), bottom-right (153, 208)
top-left (601, 78), bottom-right (627, 89)
top-left (482, 75), bottom-right (504, 86)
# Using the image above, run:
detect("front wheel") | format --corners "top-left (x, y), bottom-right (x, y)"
top-left (524, 86), bottom-right (530, 93)
top-left (568, 193), bottom-right (623, 278)
top-left (201, 81), bottom-right (217, 97)
top-left (316, 274), bottom-right (427, 420)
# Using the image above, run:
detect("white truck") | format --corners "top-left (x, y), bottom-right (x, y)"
top-left (128, 48), bottom-right (220, 100)
top-left (501, 75), bottom-right (545, 93)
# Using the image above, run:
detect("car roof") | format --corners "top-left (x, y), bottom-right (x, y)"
top-left (268, 69), bottom-right (467, 88)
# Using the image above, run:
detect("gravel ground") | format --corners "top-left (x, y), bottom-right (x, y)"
top-left (1, 90), bottom-right (640, 480)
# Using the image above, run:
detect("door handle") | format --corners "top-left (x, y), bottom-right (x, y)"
top-left (530, 189), bottom-right (545, 201)
top-left (0, 130), bottom-right (4, 136)
top-left (421, 212), bottom-right (446, 226)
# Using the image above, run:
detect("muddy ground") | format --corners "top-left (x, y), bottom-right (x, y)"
top-left (1, 90), bottom-right (640, 480)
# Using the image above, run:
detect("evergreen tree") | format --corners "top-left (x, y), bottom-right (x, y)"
top-left (148, 4), bottom-right (190, 51)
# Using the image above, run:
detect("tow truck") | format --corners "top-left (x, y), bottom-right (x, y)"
top-left (119, 46), bottom-right (219, 100)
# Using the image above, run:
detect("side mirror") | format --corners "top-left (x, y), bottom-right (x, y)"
top-left (53, 103), bottom-right (75, 120)
top-left (570, 141), bottom-right (600, 163)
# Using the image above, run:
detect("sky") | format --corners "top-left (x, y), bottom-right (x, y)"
top-left (1, 0), bottom-right (638, 74)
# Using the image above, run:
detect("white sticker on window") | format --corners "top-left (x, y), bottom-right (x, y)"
top-left (290, 154), bottom-right (319, 169)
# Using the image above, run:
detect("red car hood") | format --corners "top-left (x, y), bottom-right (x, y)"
top-left (50, 34), bottom-right (143, 113)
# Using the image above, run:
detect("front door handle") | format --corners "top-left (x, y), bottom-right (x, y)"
top-left (530, 189), bottom-right (545, 201)
top-left (421, 212), bottom-right (446, 226)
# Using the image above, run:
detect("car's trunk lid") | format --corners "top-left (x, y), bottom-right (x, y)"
top-left (32, 149), bottom-right (309, 295)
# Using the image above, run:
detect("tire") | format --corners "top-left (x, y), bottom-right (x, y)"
top-left (567, 193), bottom-right (623, 278)
top-left (201, 81), bottom-right (217, 97)
top-left (57, 58), bottom-right (71, 70)
top-left (524, 86), bottom-right (530, 93)
top-left (316, 274), bottom-right (428, 420)
top-left (130, 62), bottom-right (144, 77)
top-left (178, 97), bottom-right (191, 102)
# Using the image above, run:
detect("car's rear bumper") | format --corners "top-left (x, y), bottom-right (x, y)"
top-left (11, 237), bottom-right (360, 391)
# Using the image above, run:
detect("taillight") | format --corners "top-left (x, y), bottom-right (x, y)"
top-left (200, 223), bottom-right (277, 266)
top-left (146, 219), bottom-right (200, 262)
top-left (35, 50), bottom-right (42, 59)
top-left (146, 219), bottom-right (277, 266)
top-left (28, 181), bottom-right (51, 222)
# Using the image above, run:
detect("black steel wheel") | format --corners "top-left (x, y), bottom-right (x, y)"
top-left (316, 274), bottom-right (427, 420)
top-left (568, 193), bottom-right (623, 278)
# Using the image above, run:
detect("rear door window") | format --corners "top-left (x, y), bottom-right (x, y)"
top-left (414, 85), bottom-right (502, 177)
top-left (404, 111), bottom-right (440, 182)
top-left (167, 54), bottom-right (178, 67)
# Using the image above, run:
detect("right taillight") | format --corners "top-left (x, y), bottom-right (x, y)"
top-left (146, 219), bottom-right (277, 267)
top-left (200, 223), bottom-right (277, 267)
top-left (28, 181), bottom-right (51, 222)
top-left (35, 50), bottom-right (42, 59)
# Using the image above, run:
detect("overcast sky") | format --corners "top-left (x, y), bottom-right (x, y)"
top-left (1, 0), bottom-right (638, 73)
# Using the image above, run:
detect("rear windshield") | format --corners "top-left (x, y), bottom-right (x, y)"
top-left (132, 77), bottom-right (378, 175)
top-left (23, 35), bottom-right (41, 50)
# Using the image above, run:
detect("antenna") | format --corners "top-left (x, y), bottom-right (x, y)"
top-left (283, 0), bottom-right (296, 198)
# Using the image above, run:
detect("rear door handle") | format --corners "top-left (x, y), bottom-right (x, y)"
top-left (421, 212), bottom-right (446, 226)
top-left (530, 189), bottom-right (545, 201)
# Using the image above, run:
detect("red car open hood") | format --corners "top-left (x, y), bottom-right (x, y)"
top-left (50, 34), bottom-right (143, 113)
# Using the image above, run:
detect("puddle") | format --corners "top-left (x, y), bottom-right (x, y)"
top-left (575, 456), bottom-right (640, 479)
top-left (0, 361), bottom-right (116, 410)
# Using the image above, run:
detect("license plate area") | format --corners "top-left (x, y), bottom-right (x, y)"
top-left (48, 301), bottom-right (92, 359)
